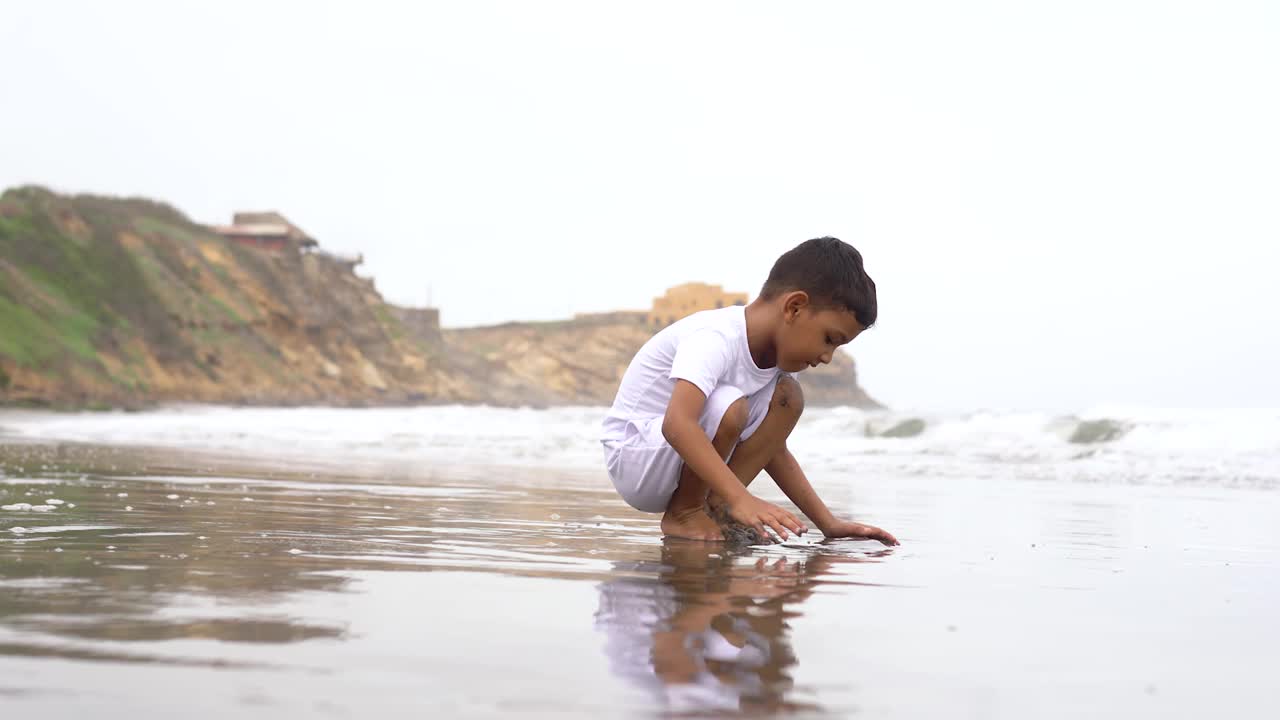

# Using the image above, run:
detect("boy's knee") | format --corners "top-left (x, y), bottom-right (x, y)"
top-left (770, 376), bottom-right (804, 418)
top-left (715, 397), bottom-right (750, 443)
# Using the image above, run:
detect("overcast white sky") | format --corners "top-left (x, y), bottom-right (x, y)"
top-left (2, 1), bottom-right (1277, 411)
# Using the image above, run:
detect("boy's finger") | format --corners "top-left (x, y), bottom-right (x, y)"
top-left (767, 518), bottom-right (790, 541)
top-left (791, 512), bottom-right (807, 532)
top-left (771, 510), bottom-right (800, 535)
top-left (752, 523), bottom-right (771, 543)
top-left (870, 527), bottom-right (896, 545)
top-left (768, 505), bottom-right (803, 534)
top-left (784, 514), bottom-right (806, 534)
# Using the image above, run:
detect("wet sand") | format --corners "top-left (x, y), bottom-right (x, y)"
top-left (1, 439), bottom-right (1278, 718)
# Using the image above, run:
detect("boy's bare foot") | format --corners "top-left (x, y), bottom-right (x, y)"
top-left (661, 505), bottom-right (724, 541)
top-left (705, 492), bottom-right (729, 514)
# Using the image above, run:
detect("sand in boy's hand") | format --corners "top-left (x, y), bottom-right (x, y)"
top-left (708, 503), bottom-right (768, 545)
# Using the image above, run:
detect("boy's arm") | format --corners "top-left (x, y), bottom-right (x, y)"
top-left (763, 448), bottom-right (837, 531)
top-left (662, 380), bottom-right (806, 540)
top-left (765, 448), bottom-right (899, 546)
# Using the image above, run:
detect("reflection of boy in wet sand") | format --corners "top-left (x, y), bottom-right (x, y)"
top-left (601, 237), bottom-right (899, 544)
top-left (596, 541), bottom-right (890, 714)
top-left (649, 551), bottom-right (811, 714)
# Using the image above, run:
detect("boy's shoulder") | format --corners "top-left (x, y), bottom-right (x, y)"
top-left (660, 307), bottom-right (744, 361)
top-left (636, 307), bottom-right (740, 358)
top-left (666, 305), bottom-right (743, 338)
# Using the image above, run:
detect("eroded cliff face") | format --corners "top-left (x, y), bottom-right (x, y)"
top-left (0, 187), bottom-right (880, 410)
top-left (0, 187), bottom-right (467, 407)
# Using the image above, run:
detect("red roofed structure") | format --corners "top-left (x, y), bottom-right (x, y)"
top-left (211, 211), bottom-right (318, 252)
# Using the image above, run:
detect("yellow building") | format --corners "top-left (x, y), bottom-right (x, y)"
top-left (647, 282), bottom-right (748, 328)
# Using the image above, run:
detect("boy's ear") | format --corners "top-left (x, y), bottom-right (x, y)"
top-left (782, 291), bottom-right (810, 322)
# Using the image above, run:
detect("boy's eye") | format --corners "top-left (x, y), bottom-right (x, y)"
top-left (824, 335), bottom-right (833, 345)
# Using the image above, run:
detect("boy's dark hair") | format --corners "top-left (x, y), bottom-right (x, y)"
top-left (759, 237), bottom-right (877, 328)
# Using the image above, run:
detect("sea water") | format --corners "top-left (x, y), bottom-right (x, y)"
top-left (0, 405), bottom-right (1277, 718)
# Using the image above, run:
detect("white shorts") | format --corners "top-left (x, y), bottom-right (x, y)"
top-left (602, 378), bottom-right (780, 513)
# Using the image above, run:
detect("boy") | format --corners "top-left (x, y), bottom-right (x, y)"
top-left (601, 237), bottom-right (898, 545)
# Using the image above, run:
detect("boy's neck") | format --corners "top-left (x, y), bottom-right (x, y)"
top-left (744, 299), bottom-right (779, 369)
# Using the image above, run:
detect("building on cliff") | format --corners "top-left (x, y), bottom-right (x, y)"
top-left (391, 306), bottom-right (442, 342)
top-left (211, 211), bottom-right (318, 252)
top-left (647, 282), bottom-right (748, 328)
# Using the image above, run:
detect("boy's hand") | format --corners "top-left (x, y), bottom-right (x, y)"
top-left (822, 520), bottom-right (899, 546)
top-left (728, 496), bottom-right (807, 542)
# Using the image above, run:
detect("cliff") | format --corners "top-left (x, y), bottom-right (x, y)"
top-left (0, 186), bottom-right (469, 407)
top-left (0, 187), bottom-right (880, 409)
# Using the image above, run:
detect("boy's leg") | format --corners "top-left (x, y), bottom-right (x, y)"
top-left (661, 395), bottom-right (749, 541)
top-left (709, 376), bottom-right (804, 509)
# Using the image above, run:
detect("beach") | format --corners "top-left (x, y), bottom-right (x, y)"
top-left (1, 406), bottom-right (1277, 718)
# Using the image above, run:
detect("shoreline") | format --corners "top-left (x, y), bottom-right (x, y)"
top-left (1, 435), bottom-right (1276, 716)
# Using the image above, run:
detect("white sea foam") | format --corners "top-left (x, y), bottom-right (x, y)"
top-left (1, 405), bottom-right (1277, 489)
top-left (1, 502), bottom-right (57, 512)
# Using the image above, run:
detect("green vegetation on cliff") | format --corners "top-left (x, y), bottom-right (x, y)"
top-left (0, 188), bottom-right (175, 372)
top-left (0, 186), bottom-right (445, 406)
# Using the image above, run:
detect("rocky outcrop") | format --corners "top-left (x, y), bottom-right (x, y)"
top-left (439, 317), bottom-right (881, 408)
top-left (0, 187), bottom-right (880, 409)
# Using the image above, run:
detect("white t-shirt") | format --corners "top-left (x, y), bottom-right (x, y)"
top-left (602, 305), bottom-right (780, 443)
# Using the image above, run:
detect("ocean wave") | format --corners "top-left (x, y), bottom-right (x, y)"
top-left (1, 405), bottom-right (1277, 489)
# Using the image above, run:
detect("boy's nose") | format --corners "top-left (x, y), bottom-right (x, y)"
top-left (820, 352), bottom-right (832, 365)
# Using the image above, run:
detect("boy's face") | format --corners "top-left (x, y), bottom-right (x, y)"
top-left (776, 294), bottom-right (866, 373)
